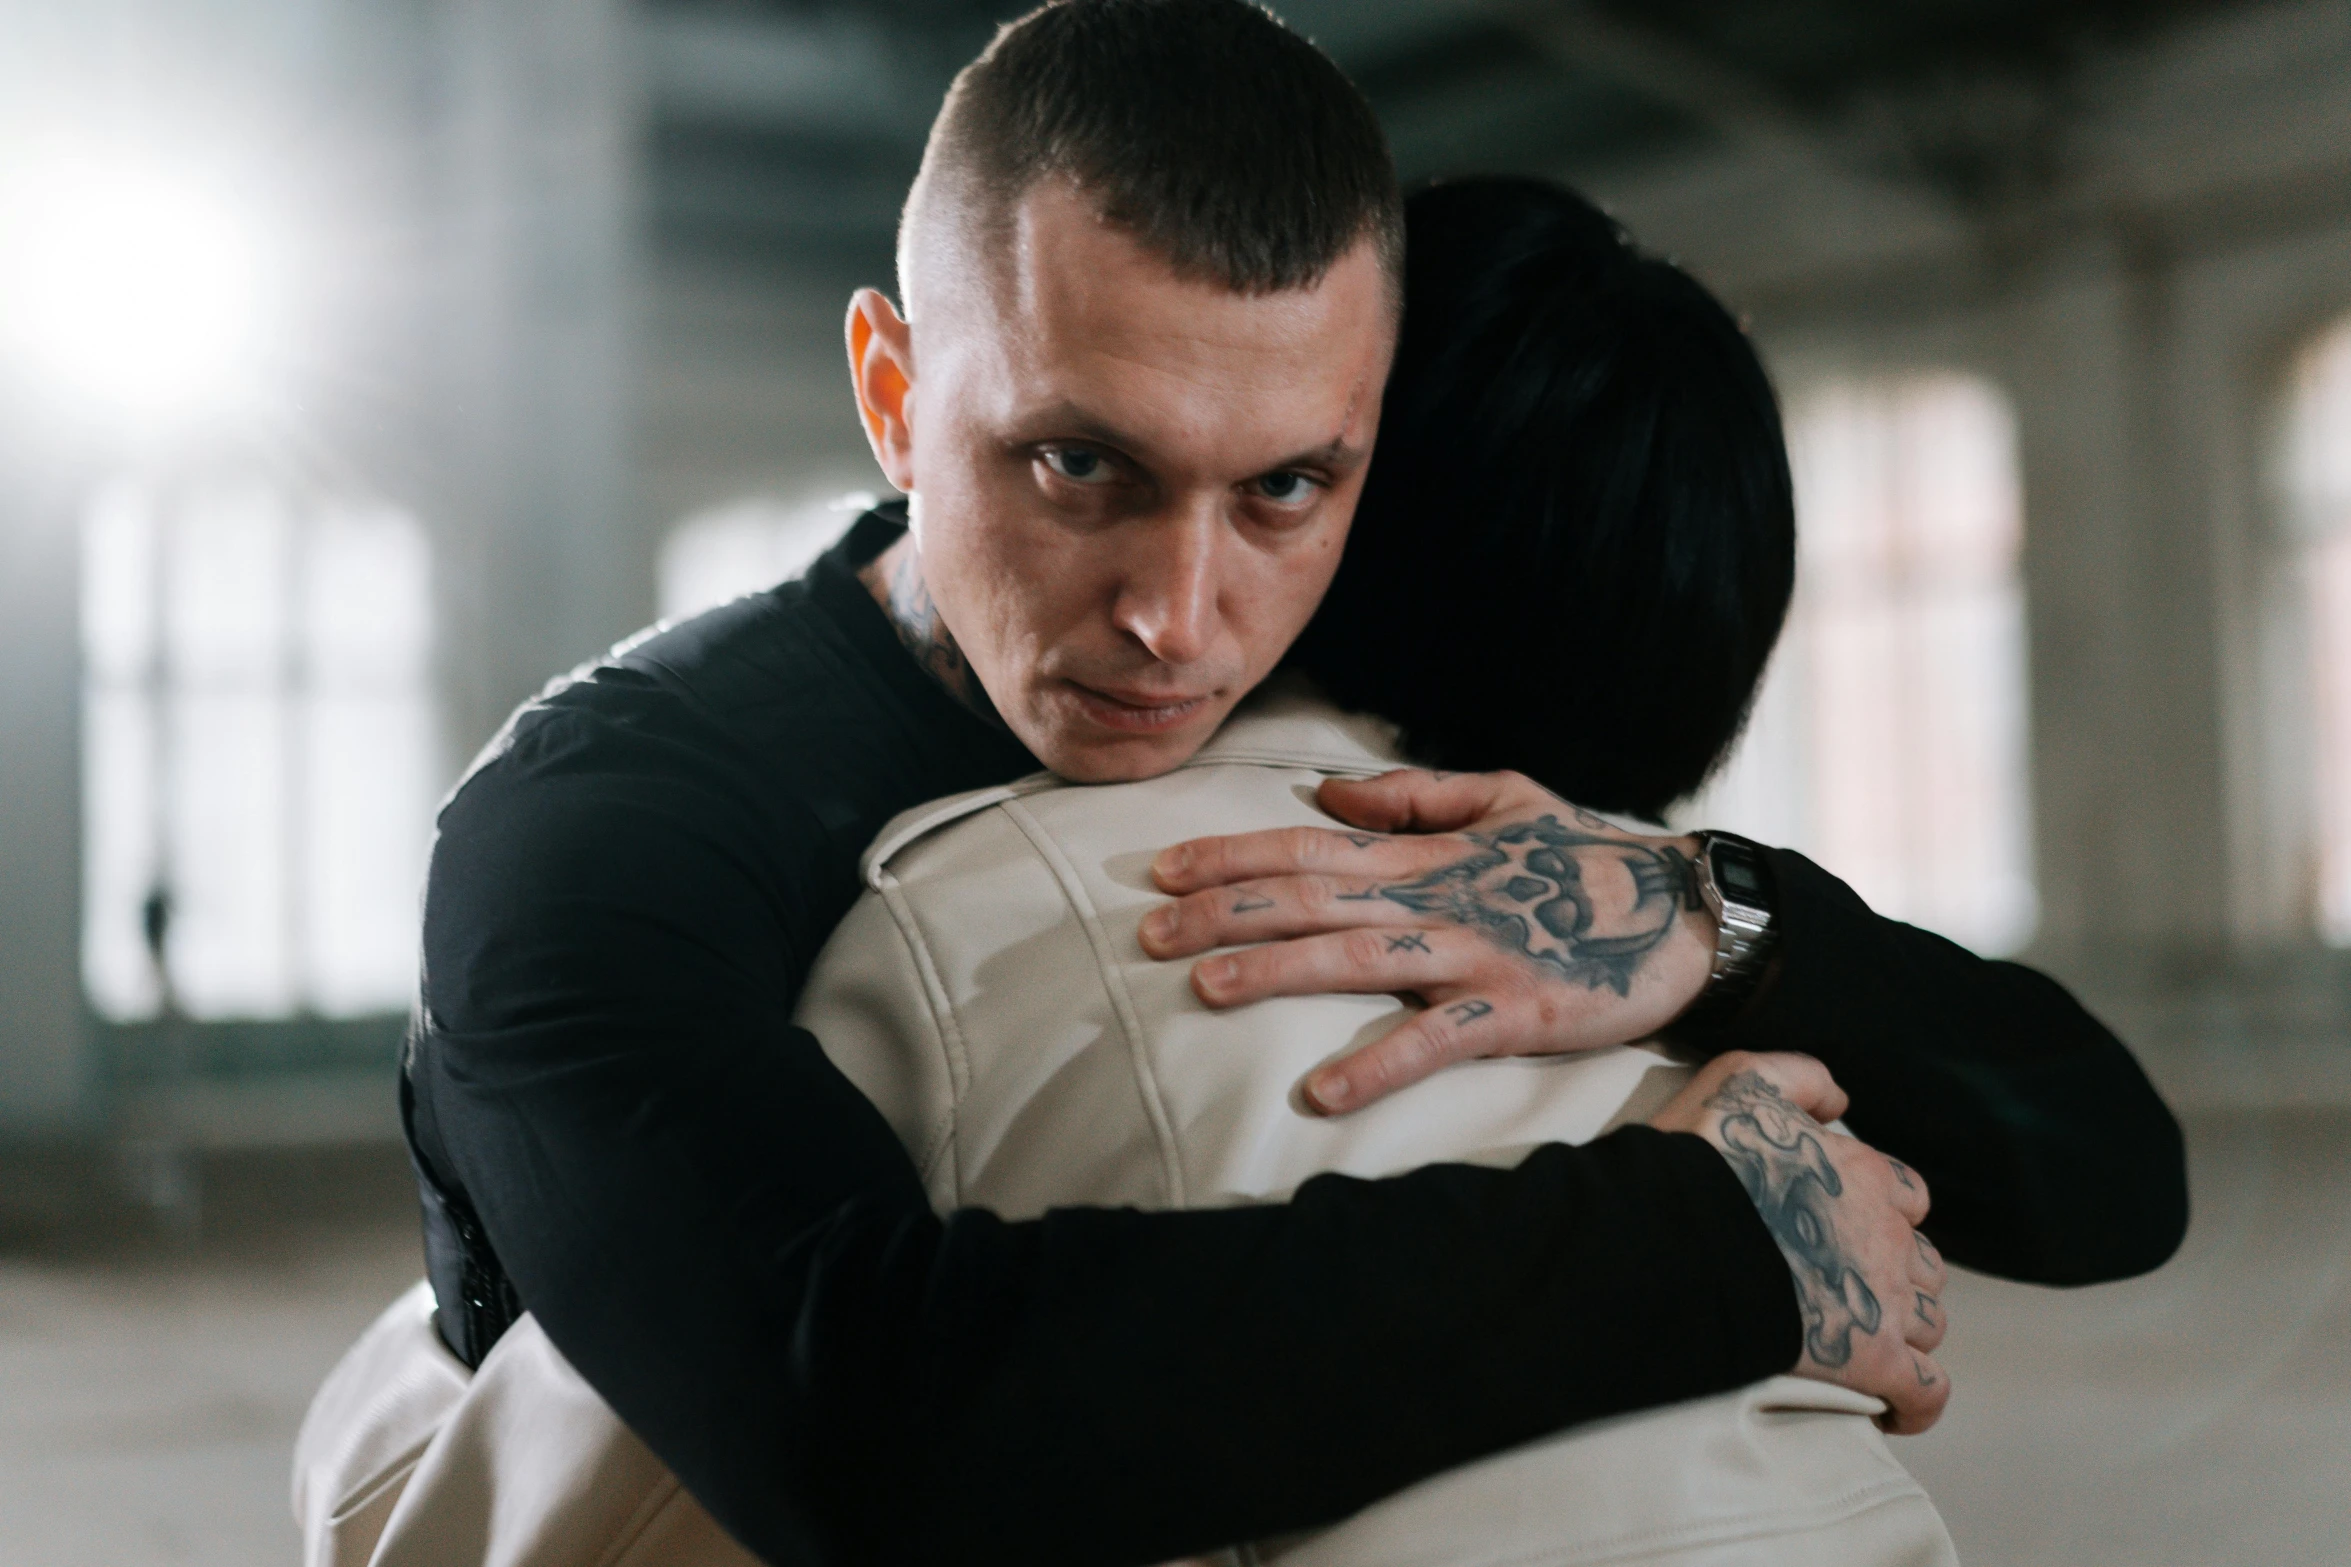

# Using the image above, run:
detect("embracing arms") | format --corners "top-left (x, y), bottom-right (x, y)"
top-left (412, 743), bottom-right (1820, 1567)
top-left (1145, 767), bottom-right (2189, 1289)
top-left (1718, 851), bottom-right (2187, 1284)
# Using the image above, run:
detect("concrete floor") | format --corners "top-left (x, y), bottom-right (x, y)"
top-left (1, 1111), bottom-right (2347, 1567)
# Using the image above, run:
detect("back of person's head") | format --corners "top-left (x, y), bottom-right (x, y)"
top-left (900, 0), bottom-right (1402, 310)
top-left (1290, 177), bottom-right (1796, 822)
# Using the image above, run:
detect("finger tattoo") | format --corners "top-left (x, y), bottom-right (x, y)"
top-left (1445, 999), bottom-right (1494, 1025)
top-left (1386, 932), bottom-right (1432, 954)
top-left (1230, 895), bottom-right (1275, 914)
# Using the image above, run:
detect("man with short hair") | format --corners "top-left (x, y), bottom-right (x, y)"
top-left (392, 5), bottom-right (2162, 1565)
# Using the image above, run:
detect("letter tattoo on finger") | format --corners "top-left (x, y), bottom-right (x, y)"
top-left (1386, 932), bottom-right (1431, 954)
top-left (1445, 999), bottom-right (1494, 1025)
top-left (1230, 895), bottom-right (1275, 914)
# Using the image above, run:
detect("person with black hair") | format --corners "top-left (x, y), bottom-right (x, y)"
top-left (1164, 180), bottom-right (2179, 1290)
top-left (309, 6), bottom-right (2182, 1564)
top-left (1293, 179), bottom-right (1793, 823)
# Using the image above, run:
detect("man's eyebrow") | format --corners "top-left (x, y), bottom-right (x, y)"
top-left (1272, 435), bottom-right (1370, 474)
top-left (1011, 403), bottom-right (1369, 474)
top-left (1013, 402), bottom-right (1150, 454)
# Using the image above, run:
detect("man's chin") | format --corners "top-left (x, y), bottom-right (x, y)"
top-left (1019, 707), bottom-right (1226, 784)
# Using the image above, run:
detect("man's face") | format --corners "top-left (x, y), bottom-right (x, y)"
top-left (873, 181), bottom-right (1394, 781)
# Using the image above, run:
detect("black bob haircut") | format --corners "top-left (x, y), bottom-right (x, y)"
top-left (1290, 178), bottom-right (1797, 823)
top-left (909, 0), bottom-right (1402, 299)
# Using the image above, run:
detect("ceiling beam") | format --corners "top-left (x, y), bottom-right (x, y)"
top-left (1487, 0), bottom-right (1964, 215)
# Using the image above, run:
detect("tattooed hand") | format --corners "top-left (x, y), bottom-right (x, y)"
top-left (1141, 768), bottom-right (1717, 1113)
top-left (1653, 1051), bottom-right (1952, 1434)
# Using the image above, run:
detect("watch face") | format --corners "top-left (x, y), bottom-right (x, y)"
top-left (1714, 844), bottom-right (1765, 902)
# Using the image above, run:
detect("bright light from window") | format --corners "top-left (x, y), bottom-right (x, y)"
top-left (2283, 319), bottom-right (2351, 945)
top-left (657, 492), bottom-right (872, 623)
top-left (0, 151), bottom-right (277, 423)
top-left (1687, 372), bottom-right (2037, 955)
top-left (81, 477), bottom-right (440, 1021)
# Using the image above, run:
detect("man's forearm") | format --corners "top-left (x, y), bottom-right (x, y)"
top-left (1721, 848), bottom-right (2188, 1284)
top-left (416, 1024), bottom-right (1798, 1567)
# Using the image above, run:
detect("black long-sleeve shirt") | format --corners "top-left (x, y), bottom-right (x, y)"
top-left (1725, 857), bottom-right (2187, 1284)
top-left (405, 506), bottom-right (2185, 1567)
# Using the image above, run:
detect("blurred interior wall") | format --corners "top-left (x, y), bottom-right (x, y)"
top-left (6, 0), bottom-right (2351, 1139)
top-left (0, 0), bottom-right (643, 1137)
top-left (1573, 0), bottom-right (2351, 1102)
top-left (415, 0), bottom-right (644, 760)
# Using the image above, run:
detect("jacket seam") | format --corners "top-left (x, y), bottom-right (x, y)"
top-left (873, 865), bottom-right (968, 1203)
top-left (863, 747), bottom-right (1391, 878)
top-left (591, 1471), bottom-right (689, 1567)
top-left (999, 795), bottom-right (1191, 1210)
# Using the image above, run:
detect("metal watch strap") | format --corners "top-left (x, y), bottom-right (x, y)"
top-left (1677, 830), bottom-right (1779, 1035)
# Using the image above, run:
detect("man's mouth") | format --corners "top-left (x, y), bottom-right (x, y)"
top-left (1062, 680), bottom-right (1216, 736)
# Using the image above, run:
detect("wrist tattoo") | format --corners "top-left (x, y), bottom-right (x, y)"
top-left (1705, 1070), bottom-right (1883, 1369)
top-left (1371, 814), bottom-right (1699, 996)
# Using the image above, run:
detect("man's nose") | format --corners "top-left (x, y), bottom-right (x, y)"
top-left (1111, 506), bottom-right (1223, 667)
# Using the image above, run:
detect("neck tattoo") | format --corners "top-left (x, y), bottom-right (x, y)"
top-left (860, 536), bottom-right (1005, 729)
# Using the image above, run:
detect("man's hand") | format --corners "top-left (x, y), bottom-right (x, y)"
top-left (1653, 1051), bottom-right (1952, 1435)
top-left (1141, 768), bottom-right (1717, 1113)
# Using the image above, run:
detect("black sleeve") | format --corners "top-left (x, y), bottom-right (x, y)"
top-left (413, 744), bottom-right (1800, 1567)
top-left (1707, 849), bottom-right (2188, 1286)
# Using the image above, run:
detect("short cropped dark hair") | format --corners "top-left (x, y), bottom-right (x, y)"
top-left (1290, 178), bottom-right (1797, 821)
top-left (904, 0), bottom-right (1401, 301)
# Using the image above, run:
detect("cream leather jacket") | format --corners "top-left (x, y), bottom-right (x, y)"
top-left (296, 686), bottom-right (1958, 1567)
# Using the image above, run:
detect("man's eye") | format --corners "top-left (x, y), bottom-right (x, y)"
top-left (1250, 471), bottom-right (1320, 506)
top-left (1040, 446), bottom-right (1114, 485)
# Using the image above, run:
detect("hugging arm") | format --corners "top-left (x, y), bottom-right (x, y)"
top-left (1704, 849), bottom-right (2188, 1286)
top-left (1151, 769), bottom-right (2187, 1289)
top-left (410, 750), bottom-right (1801, 1567)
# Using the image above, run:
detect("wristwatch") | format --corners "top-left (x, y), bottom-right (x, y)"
top-left (1676, 830), bottom-right (1779, 1035)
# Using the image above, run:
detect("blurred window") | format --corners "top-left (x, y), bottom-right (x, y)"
top-left (1689, 372), bottom-right (2037, 955)
top-left (2282, 319), bottom-right (2351, 945)
top-left (81, 478), bottom-right (439, 1020)
top-left (657, 493), bottom-right (871, 623)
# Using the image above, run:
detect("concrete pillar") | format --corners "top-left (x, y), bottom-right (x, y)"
top-left (415, 0), bottom-right (645, 763)
top-left (0, 408), bottom-right (97, 1135)
top-left (2004, 236), bottom-right (2233, 967)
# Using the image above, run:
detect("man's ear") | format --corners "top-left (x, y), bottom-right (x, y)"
top-left (846, 288), bottom-right (917, 493)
